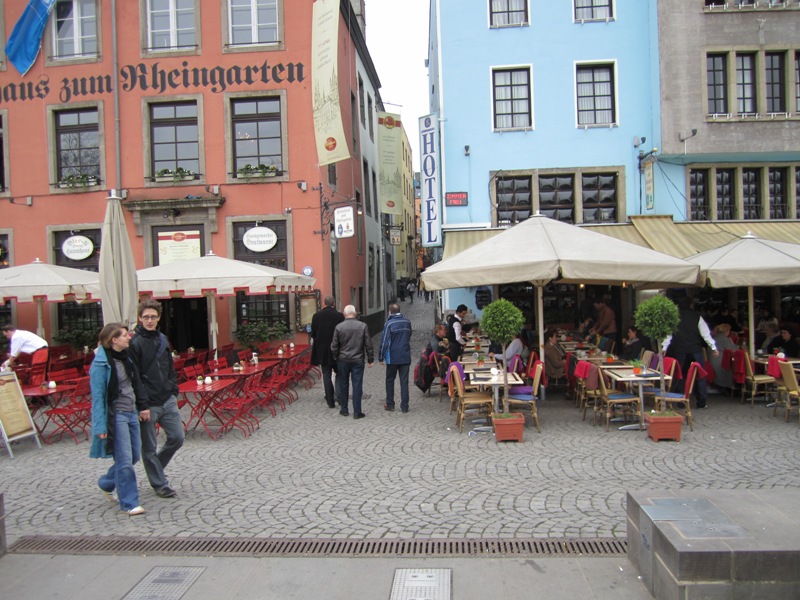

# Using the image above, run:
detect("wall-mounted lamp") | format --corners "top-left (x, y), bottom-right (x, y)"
top-left (205, 184), bottom-right (221, 196)
top-left (8, 196), bottom-right (33, 206)
top-left (464, 145), bottom-right (470, 156)
top-left (283, 207), bottom-right (293, 215)
top-left (678, 128), bottom-right (698, 142)
top-left (297, 181), bottom-right (308, 192)
top-left (356, 201), bottom-right (363, 216)
top-left (637, 147), bottom-right (659, 173)
top-left (633, 136), bottom-right (646, 148)
top-left (162, 208), bottom-right (181, 219)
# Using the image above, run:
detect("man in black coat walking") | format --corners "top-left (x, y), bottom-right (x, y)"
top-left (310, 295), bottom-right (344, 408)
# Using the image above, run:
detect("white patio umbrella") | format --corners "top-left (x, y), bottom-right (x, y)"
top-left (137, 252), bottom-right (316, 352)
top-left (422, 213), bottom-right (700, 378)
top-left (99, 190), bottom-right (138, 328)
top-left (0, 259), bottom-right (99, 337)
top-left (685, 233), bottom-right (800, 357)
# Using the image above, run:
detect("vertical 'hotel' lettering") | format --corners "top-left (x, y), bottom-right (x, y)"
top-left (419, 114), bottom-right (442, 248)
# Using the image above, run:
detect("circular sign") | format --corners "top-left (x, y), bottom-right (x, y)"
top-left (325, 137), bottom-right (337, 151)
top-left (242, 226), bottom-right (278, 252)
top-left (383, 115), bottom-right (396, 129)
top-left (302, 266), bottom-right (314, 277)
top-left (61, 235), bottom-right (94, 260)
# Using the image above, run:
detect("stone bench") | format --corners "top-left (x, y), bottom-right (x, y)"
top-left (627, 490), bottom-right (800, 599)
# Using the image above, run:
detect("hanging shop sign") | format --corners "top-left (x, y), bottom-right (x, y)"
top-left (334, 206), bottom-right (354, 239)
top-left (61, 235), bottom-right (94, 260)
top-left (243, 226), bottom-right (278, 252)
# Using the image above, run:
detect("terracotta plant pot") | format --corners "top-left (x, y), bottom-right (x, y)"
top-left (645, 414), bottom-right (683, 442)
top-left (632, 367), bottom-right (642, 374)
top-left (492, 412), bottom-right (525, 442)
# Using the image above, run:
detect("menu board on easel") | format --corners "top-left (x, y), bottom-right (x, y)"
top-left (0, 372), bottom-right (41, 459)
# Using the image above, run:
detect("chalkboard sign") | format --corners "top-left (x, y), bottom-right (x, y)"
top-left (0, 372), bottom-right (41, 459)
top-left (475, 286), bottom-right (492, 309)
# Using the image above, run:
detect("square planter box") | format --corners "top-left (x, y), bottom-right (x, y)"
top-left (492, 412), bottom-right (525, 442)
top-left (645, 414), bottom-right (683, 442)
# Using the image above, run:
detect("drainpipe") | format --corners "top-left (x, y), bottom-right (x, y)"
top-left (110, 0), bottom-right (122, 188)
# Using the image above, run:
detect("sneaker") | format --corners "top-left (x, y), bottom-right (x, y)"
top-left (384, 403), bottom-right (395, 411)
top-left (155, 486), bottom-right (177, 498)
top-left (99, 486), bottom-right (118, 503)
top-left (127, 506), bottom-right (146, 516)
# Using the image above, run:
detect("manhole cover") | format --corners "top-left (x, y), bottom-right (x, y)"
top-left (389, 568), bottom-right (451, 600)
top-left (122, 566), bottom-right (205, 600)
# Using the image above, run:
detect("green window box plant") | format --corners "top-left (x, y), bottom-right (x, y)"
top-left (58, 173), bottom-right (98, 188)
top-left (236, 163), bottom-right (279, 179)
top-left (155, 167), bottom-right (197, 182)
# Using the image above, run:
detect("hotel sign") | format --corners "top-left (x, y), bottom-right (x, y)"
top-left (419, 114), bottom-right (442, 248)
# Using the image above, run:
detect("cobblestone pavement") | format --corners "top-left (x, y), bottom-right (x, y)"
top-left (3, 297), bottom-right (800, 544)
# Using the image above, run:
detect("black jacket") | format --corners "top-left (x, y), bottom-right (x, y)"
top-left (129, 324), bottom-right (178, 407)
top-left (310, 306), bottom-right (344, 366)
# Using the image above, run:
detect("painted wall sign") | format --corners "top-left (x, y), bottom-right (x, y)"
top-left (242, 226), bottom-right (278, 252)
top-left (0, 59), bottom-right (305, 105)
top-left (61, 235), bottom-right (94, 260)
top-left (157, 230), bottom-right (201, 265)
top-left (419, 114), bottom-right (442, 248)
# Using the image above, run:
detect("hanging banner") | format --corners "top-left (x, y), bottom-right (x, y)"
top-left (419, 114), bottom-right (442, 248)
top-left (5, 0), bottom-right (56, 76)
top-left (644, 160), bottom-right (655, 211)
top-left (312, 0), bottom-right (350, 166)
top-left (377, 112), bottom-right (403, 215)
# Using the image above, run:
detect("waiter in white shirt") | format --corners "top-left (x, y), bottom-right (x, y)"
top-left (2, 324), bottom-right (49, 370)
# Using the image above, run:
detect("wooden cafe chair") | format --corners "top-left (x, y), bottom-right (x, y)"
top-left (448, 364), bottom-right (493, 433)
top-left (507, 361), bottom-right (543, 432)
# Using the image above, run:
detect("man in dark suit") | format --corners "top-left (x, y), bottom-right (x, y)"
top-left (311, 295), bottom-right (344, 408)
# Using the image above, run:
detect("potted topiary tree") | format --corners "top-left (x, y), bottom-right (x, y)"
top-left (480, 298), bottom-right (525, 440)
top-left (634, 294), bottom-right (680, 420)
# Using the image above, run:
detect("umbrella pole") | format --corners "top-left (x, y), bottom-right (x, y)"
top-left (208, 294), bottom-right (219, 359)
top-left (36, 299), bottom-right (45, 338)
top-left (748, 286), bottom-right (755, 358)
top-left (537, 285), bottom-right (546, 402)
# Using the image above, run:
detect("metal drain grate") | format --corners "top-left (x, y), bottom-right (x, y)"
top-left (123, 567), bottom-right (205, 600)
top-left (9, 536), bottom-right (626, 557)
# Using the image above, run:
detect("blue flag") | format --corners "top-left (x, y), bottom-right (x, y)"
top-left (5, 0), bottom-right (56, 76)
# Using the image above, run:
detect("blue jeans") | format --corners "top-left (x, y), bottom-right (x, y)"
top-left (385, 363), bottom-right (410, 411)
top-left (140, 395), bottom-right (184, 491)
top-left (337, 361), bottom-right (365, 415)
top-left (98, 410), bottom-right (141, 511)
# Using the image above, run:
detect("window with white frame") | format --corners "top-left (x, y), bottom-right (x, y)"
top-left (576, 63), bottom-right (615, 126)
top-left (765, 52), bottom-right (786, 114)
top-left (231, 95), bottom-right (284, 174)
top-left (149, 101), bottom-right (199, 178)
top-left (489, 0), bottom-right (528, 27)
top-left (736, 53), bottom-right (757, 114)
top-left (706, 53), bottom-right (728, 115)
top-left (574, 0), bottom-right (613, 21)
top-left (492, 67), bottom-right (531, 130)
top-left (228, 0), bottom-right (278, 47)
top-left (53, 0), bottom-right (98, 59)
top-left (55, 107), bottom-right (101, 183)
top-left (147, 0), bottom-right (196, 51)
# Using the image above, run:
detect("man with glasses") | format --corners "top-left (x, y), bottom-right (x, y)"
top-left (129, 299), bottom-right (183, 499)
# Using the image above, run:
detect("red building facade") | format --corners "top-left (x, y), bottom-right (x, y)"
top-left (0, 0), bottom-right (385, 349)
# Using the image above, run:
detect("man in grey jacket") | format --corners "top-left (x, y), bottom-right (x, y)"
top-left (331, 305), bottom-right (374, 419)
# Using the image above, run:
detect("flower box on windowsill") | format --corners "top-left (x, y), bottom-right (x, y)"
top-left (58, 176), bottom-right (98, 189)
top-left (155, 174), bottom-right (196, 183)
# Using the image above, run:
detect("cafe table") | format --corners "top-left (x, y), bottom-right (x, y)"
top-left (178, 378), bottom-right (236, 440)
top-left (601, 365), bottom-right (672, 431)
top-left (466, 371), bottom-right (526, 432)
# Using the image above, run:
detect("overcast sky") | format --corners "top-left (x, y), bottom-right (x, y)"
top-left (363, 0), bottom-right (430, 161)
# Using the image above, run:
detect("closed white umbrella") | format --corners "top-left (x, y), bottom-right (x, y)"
top-left (99, 190), bottom-right (138, 328)
top-left (137, 252), bottom-right (316, 352)
top-left (422, 213), bottom-right (700, 380)
top-left (0, 259), bottom-right (98, 337)
top-left (685, 233), bottom-right (800, 356)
